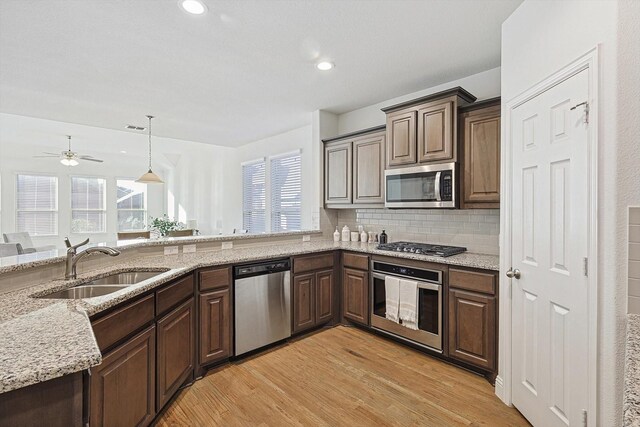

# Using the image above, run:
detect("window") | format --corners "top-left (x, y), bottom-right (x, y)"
top-left (71, 177), bottom-right (106, 233)
top-left (117, 179), bottom-right (147, 231)
top-left (270, 153), bottom-right (301, 232)
top-left (16, 174), bottom-right (58, 236)
top-left (242, 160), bottom-right (266, 233)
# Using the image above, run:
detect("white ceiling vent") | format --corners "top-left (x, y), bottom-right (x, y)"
top-left (125, 125), bottom-right (146, 131)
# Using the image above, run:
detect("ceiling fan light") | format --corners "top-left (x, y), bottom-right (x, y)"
top-left (136, 169), bottom-right (164, 184)
top-left (68, 159), bottom-right (79, 166)
top-left (60, 158), bottom-right (71, 166)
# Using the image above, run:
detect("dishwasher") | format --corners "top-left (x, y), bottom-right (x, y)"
top-left (234, 259), bottom-right (291, 356)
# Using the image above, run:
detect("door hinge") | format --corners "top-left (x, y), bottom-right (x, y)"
top-left (582, 409), bottom-right (588, 426)
top-left (583, 257), bottom-right (589, 277)
top-left (571, 101), bottom-right (589, 124)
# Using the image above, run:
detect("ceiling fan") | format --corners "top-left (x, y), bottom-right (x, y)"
top-left (33, 135), bottom-right (104, 166)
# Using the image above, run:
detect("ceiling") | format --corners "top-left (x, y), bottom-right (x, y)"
top-left (0, 0), bottom-right (521, 147)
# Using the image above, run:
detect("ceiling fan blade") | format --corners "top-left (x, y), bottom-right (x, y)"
top-left (79, 157), bottom-right (104, 162)
top-left (33, 155), bottom-right (60, 158)
top-left (42, 152), bottom-right (62, 156)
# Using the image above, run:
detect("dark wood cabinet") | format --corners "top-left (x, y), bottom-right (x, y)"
top-left (386, 110), bottom-right (417, 167)
top-left (315, 269), bottom-right (334, 324)
top-left (292, 264), bottom-right (335, 333)
top-left (156, 298), bottom-right (194, 409)
top-left (417, 100), bottom-right (454, 162)
top-left (89, 325), bottom-right (156, 427)
top-left (293, 273), bottom-right (316, 333)
top-left (199, 288), bottom-right (231, 366)
top-left (460, 98), bottom-right (501, 208)
top-left (342, 267), bottom-right (369, 325)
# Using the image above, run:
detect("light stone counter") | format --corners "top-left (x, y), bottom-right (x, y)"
top-left (0, 239), bottom-right (499, 394)
top-left (625, 314), bottom-right (640, 426)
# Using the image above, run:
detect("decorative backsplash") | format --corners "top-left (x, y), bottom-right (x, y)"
top-left (337, 208), bottom-right (500, 255)
top-left (629, 207), bottom-right (640, 314)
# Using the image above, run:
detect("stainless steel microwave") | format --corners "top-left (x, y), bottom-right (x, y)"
top-left (384, 162), bottom-right (457, 208)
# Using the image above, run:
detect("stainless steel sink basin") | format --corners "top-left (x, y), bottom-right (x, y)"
top-left (89, 270), bottom-right (164, 285)
top-left (39, 285), bottom-right (129, 299)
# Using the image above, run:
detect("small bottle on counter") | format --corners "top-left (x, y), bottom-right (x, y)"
top-left (360, 228), bottom-right (368, 243)
top-left (333, 227), bottom-right (340, 242)
top-left (379, 230), bottom-right (388, 244)
top-left (341, 225), bottom-right (350, 242)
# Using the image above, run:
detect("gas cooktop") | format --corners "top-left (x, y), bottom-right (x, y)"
top-left (376, 241), bottom-right (467, 257)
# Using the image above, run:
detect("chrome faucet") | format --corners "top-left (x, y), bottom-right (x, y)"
top-left (64, 238), bottom-right (120, 280)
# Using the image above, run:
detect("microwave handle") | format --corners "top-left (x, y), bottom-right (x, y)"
top-left (434, 171), bottom-right (442, 201)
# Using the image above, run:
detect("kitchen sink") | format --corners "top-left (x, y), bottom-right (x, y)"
top-left (36, 269), bottom-right (169, 299)
top-left (39, 285), bottom-right (129, 299)
top-left (89, 270), bottom-right (165, 285)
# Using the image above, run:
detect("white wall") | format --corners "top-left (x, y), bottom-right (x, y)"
top-left (337, 67), bottom-right (501, 134)
top-left (501, 1), bottom-right (638, 425)
top-left (228, 125), bottom-right (314, 232)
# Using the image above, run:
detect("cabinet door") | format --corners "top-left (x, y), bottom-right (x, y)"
top-left (324, 140), bottom-right (352, 204)
top-left (157, 298), bottom-right (194, 410)
top-left (448, 288), bottom-right (496, 371)
top-left (89, 325), bottom-right (156, 427)
top-left (342, 268), bottom-right (369, 325)
top-left (461, 106), bottom-right (501, 208)
top-left (293, 273), bottom-right (316, 333)
top-left (417, 100), bottom-right (453, 162)
top-left (199, 288), bottom-right (230, 366)
top-left (315, 269), bottom-right (334, 325)
top-left (386, 110), bottom-right (417, 167)
top-left (353, 133), bottom-right (385, 205)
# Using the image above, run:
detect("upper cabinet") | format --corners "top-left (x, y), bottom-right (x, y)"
top-left (382, 87), bottom-right (476, 168)
top-left (459, 98), bottom-right (501, 209)
top-left (323, 126), bottom-right (386, 208)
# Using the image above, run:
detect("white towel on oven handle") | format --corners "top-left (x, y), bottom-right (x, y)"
top-left (384, 276), bottom-right (400, 322)
top-left (399, 279), bottom-right (419, 330)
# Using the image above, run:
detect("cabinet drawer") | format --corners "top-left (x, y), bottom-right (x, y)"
top-left (293, 252), bottom-right (333, 274)
top-left (92, 294), bottom-right (155, 352)
top-left (342, 252), bottom-right (369, 270)
top-left (449, 268), bottom-right (496, 295)
top-left (199, 267), bottom-right (231, 291)
top-left (156, 275), bottom-right (194, 317)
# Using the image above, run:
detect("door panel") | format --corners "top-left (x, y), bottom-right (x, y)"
top-left (417, 101), bottom-right (453, 162)
top-left (386, 111), bottom-right (417, 166)
top-left (353, 133), bottom-right (385, 204)
top-left (510, 69), bottom-right (589, 427)
top-left (293, 274), bottom-right (315, 333)
top-left (315, 269), bottom-right (334, 324)
top-left (199, 288), bottom-right (230, 366)
top-left (342, 268), bottom-right (369, 325)
top-left (325, 141), bottom-right (352, 204)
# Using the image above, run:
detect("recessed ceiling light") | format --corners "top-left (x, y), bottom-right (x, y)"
top-left (180, 0), bottom-right (207, 15)
top-left (120, 150), bottom-right (127, 154)
top-left (316, 61), bottom-right (334, 71)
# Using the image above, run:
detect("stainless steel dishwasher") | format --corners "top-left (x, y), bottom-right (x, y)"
top-left (234, 259), bottom-right (291, 356)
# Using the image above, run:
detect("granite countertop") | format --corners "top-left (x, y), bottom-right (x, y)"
top-left (0, 239), bottom-right (499, 394)
top-left (625, 314), bottom-right (640, 426)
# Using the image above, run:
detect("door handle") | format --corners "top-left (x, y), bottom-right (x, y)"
top-left (506, 268), bottom-right (521, 279)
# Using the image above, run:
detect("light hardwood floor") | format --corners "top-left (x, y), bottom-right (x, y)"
top-left (157, 326), bottom-right (530, 426)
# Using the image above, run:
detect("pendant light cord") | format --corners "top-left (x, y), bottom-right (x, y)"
top-left (146, 115), bottom-right (154, 170)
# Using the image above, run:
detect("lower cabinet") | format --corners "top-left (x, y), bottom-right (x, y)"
top-left (448, 288), bottom-right (496, 371)
top-left (342, 267), bottom-right (369, 325)
top-left (199, 288), bottom-right (231, 365)
top-left (89, 325), bottom-right (156, 427)
top-left (293, 269), bottom-right (335, 333)
top-left (156, 298), bottom-right (194, 409)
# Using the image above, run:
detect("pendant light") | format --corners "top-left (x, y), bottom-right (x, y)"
top-left (136, 115), bottom-right (164, 183)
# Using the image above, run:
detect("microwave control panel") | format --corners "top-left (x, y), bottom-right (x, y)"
top-left (440, 171), bottom-right (453, 201)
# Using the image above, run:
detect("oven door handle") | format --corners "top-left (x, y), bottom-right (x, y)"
top-left (373, 272), bottom-right (441, 292)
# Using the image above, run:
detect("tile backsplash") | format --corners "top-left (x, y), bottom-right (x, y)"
top-left (337, 208), bottom-right (500, 255)
top-left (629, 207), bottom-right (640, 314)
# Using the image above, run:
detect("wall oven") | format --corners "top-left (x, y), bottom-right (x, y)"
top-left (370, 260), bottom-right (443, 352)
top-left (385, 162), bottom-right (457, 208)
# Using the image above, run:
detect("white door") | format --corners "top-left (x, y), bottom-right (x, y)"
top-left (510, 68), bottom-right (590, 426)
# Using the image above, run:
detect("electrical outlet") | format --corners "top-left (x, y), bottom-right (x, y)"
top-left (183, 244), bottom-right (196, 254)
top-left (164, 246), bottom-right (179, 255)
top-left (302, 235), bottom-right (311, 242)
top-left (221, 241), bottom-right (233, 250)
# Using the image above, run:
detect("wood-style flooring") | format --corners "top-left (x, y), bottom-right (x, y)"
top-left (157, 326), bottom-right (530, 426)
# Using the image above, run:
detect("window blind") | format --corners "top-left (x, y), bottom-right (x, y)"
top-left (71, 177), bottom-right (106, 233)
top-left (242, 160), bottom-right (266, 233)
top-left (270, 153), bottom-right (301, 232)
top-left (117, 179), bottom-right (147, 231)
top-left (16, 174), bottom-right (58, 236)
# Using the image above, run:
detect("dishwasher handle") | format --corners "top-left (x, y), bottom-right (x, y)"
top-left (234, 259), bottom-right (291, 279)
